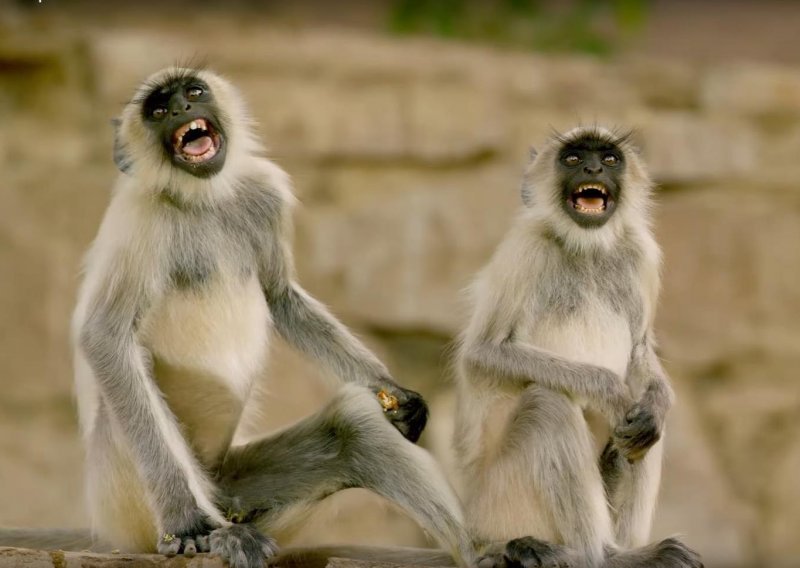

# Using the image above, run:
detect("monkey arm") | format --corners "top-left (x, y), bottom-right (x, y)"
top-left (257, 198), bottom-right (428, 442)
top-left (266, 282), bottom-right (429, 442)
top-left (628, 336), bottom-right (675, 419)
top-left (268, 282), bottom-right (394, 390)
top-left (461, 337), bottom-right (633, 423)
top-left (612, 336), bottom-right (674, 461)
top-left (78, 272), bottom-right (227, 549)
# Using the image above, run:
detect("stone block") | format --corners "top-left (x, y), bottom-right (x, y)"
top-left (703, 64), bottom-right (800, 117)
top-left (655, 187), bottom-right (800, 365)
top-left (639, 112), bottom-right (757, 183)
top-left (654, 379), bottom-right (755, 567)
top-left (407, 82), bottom-right (505, 163)
top-left (293, 166), bottom-right (520, 333)
top-left (618, 57), bottom-right (701, 109)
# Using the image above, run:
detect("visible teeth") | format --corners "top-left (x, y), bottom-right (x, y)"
top-left (577, 183), bottom-right (608, 195)
top-left (190, 121), bottom-right (198, 130)
top-left (574, 204), bottom-right (605, 213)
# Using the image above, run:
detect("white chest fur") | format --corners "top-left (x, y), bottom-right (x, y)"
top-left (521, 305), bottom-right (632, 380)
top-left (139, 272), bottom-right (271, 402)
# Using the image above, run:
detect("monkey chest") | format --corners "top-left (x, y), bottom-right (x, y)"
top-left (525, 270), bottom-right (640, 378)
top-left (138, 272), bottom-right (271, 400)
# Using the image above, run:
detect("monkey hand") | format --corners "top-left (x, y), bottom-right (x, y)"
top-left (209, 523), bottom-right (279, 568)
top-left (613, 402), bottom-right (662, 463)
top-left (376, 385), bottom-right (429, 443)
top-left (157, 511), bottom-right (218, 557)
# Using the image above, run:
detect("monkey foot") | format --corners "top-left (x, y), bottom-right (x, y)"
top-left (209, 523), bottom-right (279, 568)
top-left (157, 530), bottom-right (211, 557)
top-left (475, 537), bottom-right (574, 568)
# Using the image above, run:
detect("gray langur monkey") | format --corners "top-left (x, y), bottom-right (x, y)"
top-left (0, 67), bottom-right (474, 568)
top-left (453, 127), bottom-right (702, 568)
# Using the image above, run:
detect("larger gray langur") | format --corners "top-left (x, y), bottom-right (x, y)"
top-left (454, 127), bottom-right (703, 568)
top-left (0, 67), bottom-right (474, 568)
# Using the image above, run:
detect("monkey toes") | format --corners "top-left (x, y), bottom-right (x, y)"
top-left (384, 386), bottom-right (429, 443)
top-left (505, 537), bottom-right (574, 568)
top-left (474, 537), bottom-right (575, 568)
top-left (651, 537), bottom-right (704, 568)
top-left (209, 523), bottom-right (279, 568)
top-left (157, 530), bottom-right (211, 557)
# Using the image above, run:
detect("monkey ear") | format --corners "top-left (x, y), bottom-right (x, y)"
top-left (111, 118), bottom-right (133, 174)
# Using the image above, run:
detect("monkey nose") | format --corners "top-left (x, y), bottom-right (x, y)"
top-left (171, 104), bottom-right (191, 116)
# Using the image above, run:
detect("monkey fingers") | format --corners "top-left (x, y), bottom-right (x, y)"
top-left (379, 386), bottom-right (429, 443)
top-left (503, 536), bottom-right (575, 568)
top-left (613, 403), bottom-right (661, 461)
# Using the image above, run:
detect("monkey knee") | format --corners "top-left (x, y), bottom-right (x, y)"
top-left (511, 387), bottom-right (585, 442)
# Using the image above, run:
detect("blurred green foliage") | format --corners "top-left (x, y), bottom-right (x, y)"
top-left (389, 0), bottom-right (648, 55)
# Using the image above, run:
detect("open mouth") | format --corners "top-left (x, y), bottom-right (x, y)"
top-left (172, 118), bottom-right (221, 164)
top-left (570, 183), bottom-right (610, 215)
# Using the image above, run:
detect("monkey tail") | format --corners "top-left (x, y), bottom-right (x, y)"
top-left (0, 528), bottom-right (103, 552)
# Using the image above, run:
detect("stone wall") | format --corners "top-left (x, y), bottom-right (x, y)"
top-left (1, 13), bottom-right (799, 568)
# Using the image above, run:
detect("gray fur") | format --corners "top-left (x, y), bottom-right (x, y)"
top-left (0, 67), bottom-right (473, 568)
top-left (455, 126), bottom-right (700, 568)
top-left (216, 387), bottom-right (473, 563)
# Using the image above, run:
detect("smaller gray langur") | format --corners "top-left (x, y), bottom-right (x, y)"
top-left (454, 126), bottom-right (703, 568)
top-left (0, 66), bottom-right (474, 568)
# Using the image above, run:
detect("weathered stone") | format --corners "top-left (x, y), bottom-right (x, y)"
top-left (506, 56), bottom-right (641, 110)
top-left (753, 119), bottom-right (800, 182)
top-left (407, 83), bottom-right (504, 162)
top-left (703, 64), bottom-right (800, 117)
top-left (638, 112), bottom-right (757, 183)
top-left (655, 187), bottom-right (800, 365)
top-left (653, 379), bottom-right (755, 567)
top-left (618, 57), bottom-right (701, 109)
top-left (0, 407), bottom-right (84, 528)
top-left (293, 166), bottom-right (519, 333)
top-left (238, 76), bottom-right (407, 160)
top-left (764, 433), bottom-right (800, 567)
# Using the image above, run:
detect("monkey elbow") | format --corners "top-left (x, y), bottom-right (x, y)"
top-left (460, 341), bottom-right (494, 378)
top-left (78, 313), bottom-right (130, 379)
top-left (663, 380), bottom-right (676, 410)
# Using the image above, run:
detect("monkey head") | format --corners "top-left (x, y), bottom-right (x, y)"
top-left (556, 131), bottom-right (625, 228)
top-left (522, 126), bottom-right (652, 247)
top-left (113, 67), bottom-right (262, 199)
top-left (139, 73), bottom-right (227, 178)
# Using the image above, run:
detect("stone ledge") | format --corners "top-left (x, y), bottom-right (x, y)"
top-left (0, 546), bottom-right (455, 568)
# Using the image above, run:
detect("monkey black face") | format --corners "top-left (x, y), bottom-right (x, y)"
top-left (557, 134), bottom-right (625, 228)
top-left (142, 76), bottom-right (227, 177)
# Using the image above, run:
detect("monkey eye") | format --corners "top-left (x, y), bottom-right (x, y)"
top-left (151, 107), bottom-right (168, 119)
top-left (186, 86), bottom-right (204, 99)
top-left (602, 154), bottom-right (619, 166)
top-left (563, 154), bottom-right (581, 166)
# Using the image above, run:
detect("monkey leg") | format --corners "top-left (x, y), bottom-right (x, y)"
top-left (478, 387), bottom-right (701, 568)
top-left (599, 438), bottom-right (663, 548)
top-left (496, 385), bottom-right (613, 567)
top-left (215, 384), bottom-right (474, 566)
